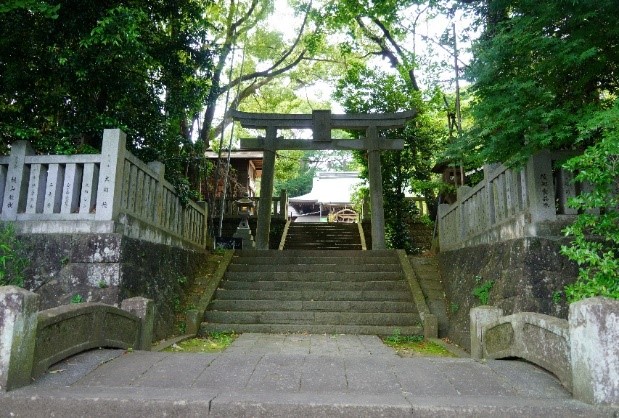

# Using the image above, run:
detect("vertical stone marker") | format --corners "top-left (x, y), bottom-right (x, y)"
top-left (366, 125), bottom-right (386, 250)
top-left (0, 286), bottom-right (39, 392)
top-left (96, 129), bottom-right (127, 221)
top-left (2, 141), bottom-right (34, 220)
top-left (256, 127), bottom-right (277, 250)
top-left (569, 297), bottom-right (619, 406)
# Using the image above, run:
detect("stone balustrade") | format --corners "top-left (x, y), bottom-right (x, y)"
top-left (470, 297), bottom-right (618, 406)
top-left (214, 190), bottom-right (289, 220)
top-left (0, 129), bottom-right (208, 250)
top-left (0, 286), bottom-right (154, 392)
top-left (438, 150), bottom-right (580, 251)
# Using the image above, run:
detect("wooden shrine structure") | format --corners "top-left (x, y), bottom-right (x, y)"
top-left (231, 109), bottom-right (416, 250)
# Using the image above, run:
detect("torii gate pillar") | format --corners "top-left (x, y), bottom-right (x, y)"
top-left (232, 109), bottom-right (415, 250)
top-left (366, 126), bottom-right (387, 250)
top-left (256, 127), bottom-right (277, 250)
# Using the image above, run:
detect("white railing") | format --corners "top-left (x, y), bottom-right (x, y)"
top-left (0, 129), bottom-right (208, 250)
top-left (438, 151), bottom-right (580, 251)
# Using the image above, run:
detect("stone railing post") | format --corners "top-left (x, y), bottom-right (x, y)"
top-left (279, 189), bottom-right (288, 220)
top-left (147, 161), bottom-right (165, 228)
top-left (95, 129), bottom-right (127, 221)
top-left (198, 201), bottom-right (209, 247)
top-left (483, 164), bottom-right (499, 226)
top-left (437, 203), bottom-right (450, 249)
top-left (0, 286), bottom-right (39, 392)
top-left (569, 297), bottom-right (618, 406)
top-left (470, 305), bottom-right (504, 360)
top-left (121, 297), bottom-right (155, 351)
top-left (1, 141), bottom-right (34, 220)
top-left (525, 150), bottom-right (556, 223)
top-left (457, 186), bottom-right (472, 241)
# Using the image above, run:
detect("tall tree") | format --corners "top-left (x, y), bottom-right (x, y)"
top-left (463, 0), bottom-right (619, 165)
top-left (0, 0), bottom-right (215, 195)
top-left (461, 0), bottom-right (619, 301)
top-left (334, 64), bottom-right (445, 252)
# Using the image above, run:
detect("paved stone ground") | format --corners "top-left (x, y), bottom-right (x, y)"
top-left (1, 334), bottom-right (616, 417)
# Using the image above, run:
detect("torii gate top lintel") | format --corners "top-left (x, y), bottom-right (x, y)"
top-left (231, 109), bottom-right (416, 131)
top-left (231, 109), bottom-right (416, 250)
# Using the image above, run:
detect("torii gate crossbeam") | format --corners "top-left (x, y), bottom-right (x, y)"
top-left (231, 109), bottom-right (416, 250)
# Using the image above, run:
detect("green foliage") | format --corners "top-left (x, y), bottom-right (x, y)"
top-left (384, 329), bottom-right (424, 345)
top-left (164, 331), bottom-right (238, 353)
top-left (71, 294), bottom-right (84, 304)
top-left (464, 0), bottom-right (619, 166)
top-left (0, 0), bottom-right (214, 194)
top-left (382, 329), bottom-right (455, 357)
top-left (472, 277), bottom-right (494, 305)
top-left (0, 223), bottom-right (28, 287)
top-left (560, 103), bottom-right (619, 302)
top-left (334, 65), bottom-right (446, 252)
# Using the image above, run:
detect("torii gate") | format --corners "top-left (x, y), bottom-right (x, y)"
top-left (231, 109), bottom-right (416, 250)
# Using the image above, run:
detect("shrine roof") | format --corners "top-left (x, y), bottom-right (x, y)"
top-left (289, 172), bottom-right (363, 205)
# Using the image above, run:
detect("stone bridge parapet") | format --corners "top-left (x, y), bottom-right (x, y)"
top-left (0, 286), bottom-right (153, 392)
top-left (470, 297), bottom-right (618, 406)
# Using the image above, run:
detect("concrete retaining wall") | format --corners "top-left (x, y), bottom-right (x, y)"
top-left (439, 237), bottom-right (578, 350)
top-left (471, 297), bottom-right (618, 406)
top-left (18, 232), bottom-right (209, 339)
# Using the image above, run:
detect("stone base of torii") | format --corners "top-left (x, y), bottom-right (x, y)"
top-left (231, 109), bottom-right (416, 250)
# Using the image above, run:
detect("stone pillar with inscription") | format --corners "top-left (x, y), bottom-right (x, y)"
top-left (95, 129), bottom-right (127, 221)
top-left (525, 150), bottom-right (557, 224)
top-left (1, 141), bottom-right (34, 220)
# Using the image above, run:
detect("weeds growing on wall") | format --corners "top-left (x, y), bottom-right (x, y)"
top-left (0, 223), bottom-right (28, 287)
top-left (472, 276), bottom-right (494, 305)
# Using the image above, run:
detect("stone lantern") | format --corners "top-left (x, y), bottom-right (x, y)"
top-left (233, 194), bottom-right (255, 248)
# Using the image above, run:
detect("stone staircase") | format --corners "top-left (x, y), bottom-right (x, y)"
top-left (409, 255), bottom-right (449, 336)
top-left (200, 249), bottom-right (423, 335)
top-left (283, 222), bottom-right (362, 250)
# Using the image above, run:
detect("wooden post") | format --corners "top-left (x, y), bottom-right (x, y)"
top-left (366, 126), bottom-right (386, 250)
top-left (256, 126), bottom-right (277, 250)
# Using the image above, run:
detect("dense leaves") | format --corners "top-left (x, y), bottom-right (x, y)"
top-left (334, 65), bottom-right (445, 252)
top-left (463, 0), bottom-right (619, 300)
top-left (0, 0), bottom-right (214, 193)
top-left (464, 0), bottom-right (619, 166)
top-left (560, 104), bottom-right (619, 302)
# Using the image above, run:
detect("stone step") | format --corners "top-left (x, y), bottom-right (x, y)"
top-left (227, 263), bottom-right (402, 273)
top-left (204, 311), bottom-right (419, 326)
top-left (219, 279), bottom-right (409, 292)
top-left (223, 271), bottom-right (404, 282)
top-left (282, 244), bottom-right (363, 250)
top-left (214, 289), bottom-right (412, 301)
top-left (229, 256), bottom-right (398, 266)
top-left (200, 322), bottom-right (423, 336)
top-left (236, 249), bottom-right (396, 257)
top-left (208, 299), bottom-right (417, 313)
